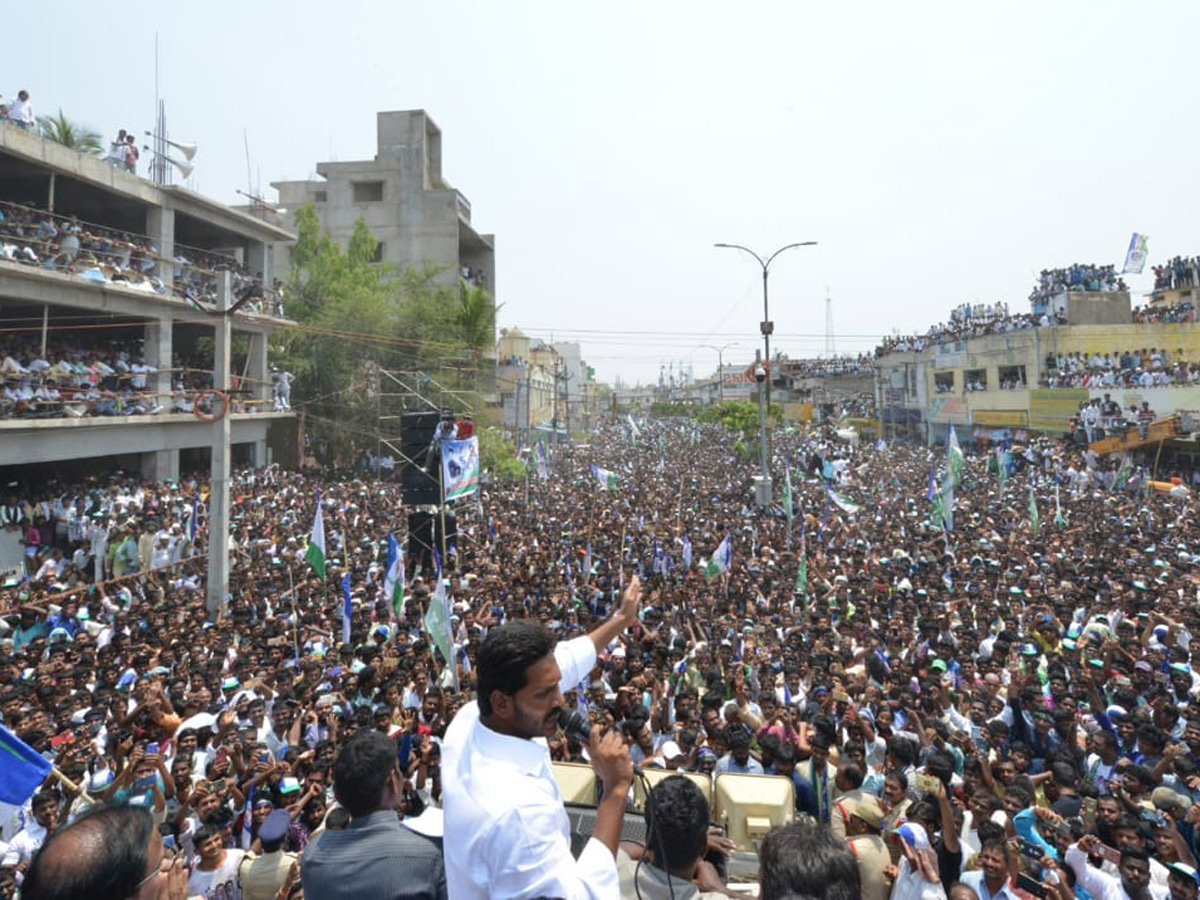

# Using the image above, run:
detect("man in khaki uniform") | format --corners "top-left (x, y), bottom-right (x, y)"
top-left (844, 798), bottom-right (893, 900)
top-left (239, 809), bottom-right (298, 900)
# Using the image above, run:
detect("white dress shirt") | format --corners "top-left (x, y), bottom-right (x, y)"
top-left (1064, 844), bottom-right (1168, 900)
top-left (442, 634), bottom-right (618, 900)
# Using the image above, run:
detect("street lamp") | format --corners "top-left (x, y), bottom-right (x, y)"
top-left (752, 353), bottom-right (771, 508)
top-left (713, 241), bottom-right (817, 412)
top-left (699, 342), bottom-right (738, 403)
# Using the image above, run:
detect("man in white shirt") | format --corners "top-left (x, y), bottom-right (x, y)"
top-left (2, 791), bottom-right (57, 867)
top-left (8, 91), bottom-right (33, 130)
top-left (1065, 835), bottom-right (1167, 900)
top-left (442, 575), bottom-right (643, 900)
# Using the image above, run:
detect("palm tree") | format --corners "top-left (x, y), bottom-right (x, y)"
top-left (36, 110), bottom-right (103, 156)
top-left (457, 279), bottom-right (502, 360)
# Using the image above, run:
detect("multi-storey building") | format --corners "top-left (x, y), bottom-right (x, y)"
top-left (876, 285), bottom-right (1200, 446)
top-left (272, 110), bottom-right (495, 292)
top-left (0, 123), bottom-right (295, 483)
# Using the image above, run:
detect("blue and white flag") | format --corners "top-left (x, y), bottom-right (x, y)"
top-left (0, 724), bottom-right (51, 805)
top-left (681, 533), bottom-right (693, 571)
top-left (441, 437), bottom-right (480, 501)
top-left (536, 440), bottom-right (549, 481)
top-left (590, 464), bottom-right (618, 491)
top-left (1123, 232), bottom-right (1149, 275)
top-left (341, 573), bottom-right (352, 646)
top-left (189, 494), bottom-right (199, 542)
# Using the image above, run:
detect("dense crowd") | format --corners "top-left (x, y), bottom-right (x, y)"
top-left (0, 335), bottom-right (270, 420)
top-left (1030, 265), bottom-right (1126, 306)
top-left (786, 356), bottom-right (875, 379)
top-left (1154, 258), bottom-right (1200, 294)
top-left (0, 199), bottom-right (284, 318)
top-left (1136, 302), bottom-right (1197, 325)
top-left (875, 313), bottom-right (1052, 359)
top-left (1041, 348), bottom-right (1200, 390)
top-left (5, 418), bottom-right (1200, 899)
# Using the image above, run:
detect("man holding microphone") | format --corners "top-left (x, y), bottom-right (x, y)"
top-left (442, 575), bottom-right (642, 900)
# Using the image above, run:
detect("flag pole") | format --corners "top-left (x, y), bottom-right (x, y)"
top-left (50, 765), bottom-right (97, 805)
top-left (288, 562), bottom-right (299, 662)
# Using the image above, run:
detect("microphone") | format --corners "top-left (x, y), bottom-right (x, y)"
top-left (558, 709), bottom-right (643, 777)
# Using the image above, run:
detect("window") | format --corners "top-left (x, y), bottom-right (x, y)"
top-left (934, 372), bottom-right (955, 394)
top-left (998, 365), bottom-right (1026, 390)
top-left (313, 190), bottom-right (327, 203)
top-left (352, 181), bottom-right (384, 202)
top-left (370, 243), bottom-right (384, 264)
top-left (965, 368), bottom-right (988, 391)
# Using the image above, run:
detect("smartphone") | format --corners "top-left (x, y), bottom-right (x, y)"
top-left (1081, 796), bottom-right (1098, 822)
top-left (1016, 873), bottom-right (1047, 899)
top-left (1017, 837), bottom-right (1044, 860)
top-left (146, 742), bottom-right (159, 756)
top-left (258, 751), bottom-right (270, 764)
top-left (134, 776), bottom-right (156, 791)
top-left (1101, 844), bottom-right (1121, 865)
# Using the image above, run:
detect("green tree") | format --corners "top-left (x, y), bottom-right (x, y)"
top-left (280, 206), bottom-right (484, 464)
top-left (478, 426), bottom-right (525, 481)
top-left (37, 110), bottom-right (103, 155)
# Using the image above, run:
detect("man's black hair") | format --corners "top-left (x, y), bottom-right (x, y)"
top-left (644, 775), bottom-right (710, 873)
top-left (1051, 761), bottom-right (1078, 788)
top-left (924, 752), bottom-right (954, 787)
top-left (333, 730), bottom-right (397, 818)
top-left (759, 820), bottom-right (861, 900)
top-left (838, 762), bottom-right (864, 790)
top-left (21, 804), bottom-right (156, 900)
top-left (476, 620), bottom-right (555, 716)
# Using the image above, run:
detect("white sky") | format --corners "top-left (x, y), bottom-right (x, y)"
top-left (11, 1), bottom-right (1200, 384)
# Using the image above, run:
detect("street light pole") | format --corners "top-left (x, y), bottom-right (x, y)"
top-left (713, 241), bottom-right (817, 412)
top-left (754, 353), bottom-right (770, 507)
top-left (700, 342), bottom-right (737, 404)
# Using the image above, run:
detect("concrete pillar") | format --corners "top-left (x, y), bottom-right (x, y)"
top-left (141, 449), bottom-right (180, 483)
top-left (252, 438), bottom-right (268, 467)
top-left (145, 205), bottom-right (175, 287)
top-left (206, 272), bottom-right (232, 620)
top-left (244, 330), bottom-right (270, 410)
top-left (246, 240), bottom-right (273, 287)
top-left (144, 318), bottom-right (173, 411)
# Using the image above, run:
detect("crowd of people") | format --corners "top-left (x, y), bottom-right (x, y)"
top-left (875, 312), bottom-right (1053, 359)
top-left (1136, 301), bottom-right (1197, 325)
top-left (0, 335), bottom-right (272, 420)
top-left (1154, 258), bottom-right (1200, 294)
top-left (786, 355), bottom-right (875, 379)
top-left (1040, 348), bottom-right (1200, 390)
top-left (5, 416), bottom-right (1200, 899)
top-left (0, 199), bottom-right (285, 318)
top-left (1030, 265), bottom-right (1127, 307)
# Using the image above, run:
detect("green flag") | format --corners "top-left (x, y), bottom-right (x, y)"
top-left (782, 466), bottom-right (794, 531)
top-left (306, 490), bottom-right (326, 580)
top-left (948, 426), bottom-right (964, 486)
top-left (1029, 485), bottom-right (1040, 537)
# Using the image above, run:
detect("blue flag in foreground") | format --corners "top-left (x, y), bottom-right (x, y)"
top-left (341, 573), bottom-right (352, 646)
top-left (0, 723), bottom-right (51, 805)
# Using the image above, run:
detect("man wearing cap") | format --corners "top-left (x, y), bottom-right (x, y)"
top-left (843, 798), bottom-right (891, 900)
top-left (238, 808), bottom-right (298, 900)
top-left (1167, 863), bottom-right (1200, 900)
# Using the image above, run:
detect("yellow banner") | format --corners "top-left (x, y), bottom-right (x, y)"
top-left (973, 409), bottom-right (1028, 426)
top-left (1029, 389), bottom-right (1087, 432)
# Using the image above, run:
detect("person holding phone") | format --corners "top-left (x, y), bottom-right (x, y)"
top-left (1065, 834), bottom-right (1168, 900)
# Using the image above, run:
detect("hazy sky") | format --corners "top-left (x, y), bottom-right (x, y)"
top-left (12, 2), bottom-right (1200, 383)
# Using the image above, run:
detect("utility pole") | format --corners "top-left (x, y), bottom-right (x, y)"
top-left (206, 271), bottom-right (232, 619)
top-left (561, 364), bottom-right (573, 447)
top-left (525, 370), bottom-right (532, 450)
top-left (512, 371), bottom-right (521, 451)
top-left (551, 361), bottom-right (559, 447)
